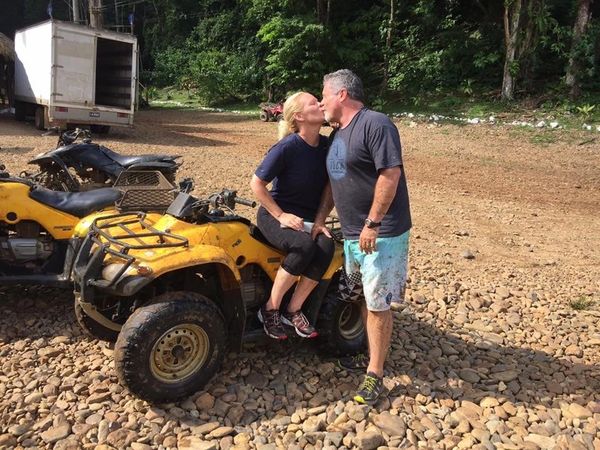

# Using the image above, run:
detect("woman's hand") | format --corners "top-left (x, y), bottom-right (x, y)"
top-left (278, 213), bottom-right (304, 231)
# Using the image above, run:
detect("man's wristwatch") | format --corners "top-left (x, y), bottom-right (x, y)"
top-left (364, 218), bottom-right (382, 229)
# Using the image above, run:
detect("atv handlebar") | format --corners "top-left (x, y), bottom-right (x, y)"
top-left (58, 128), bottom-right (92, 146)
top-left (209, 189), bottom-right (256, 210)
top-left (234, 196), bottom-right (257, 208)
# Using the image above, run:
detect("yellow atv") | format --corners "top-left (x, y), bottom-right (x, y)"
top-left (73, 189), bottom-right (366, 403)
top-left (0, 164), bottom-right (121, 286)
top-left (0, 164), bottom-right (181, 287)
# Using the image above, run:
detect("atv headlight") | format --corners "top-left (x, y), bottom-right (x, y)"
top-left (102, 263), bottom-right (135, 282)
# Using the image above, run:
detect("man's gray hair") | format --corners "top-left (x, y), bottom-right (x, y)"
top-left (323, 69), bottom-right (364, 102)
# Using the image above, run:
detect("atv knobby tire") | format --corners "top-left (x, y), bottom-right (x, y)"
top-left (317, 286), bottom-right (366, 356)
top-left (259, 110), bottom-right (270, 122)
top-left (74, 298), bottom-right (119, 343)
top-left (114, 292), bottom-right (226, 403)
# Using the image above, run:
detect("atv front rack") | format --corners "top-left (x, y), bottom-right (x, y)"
top-left (76, 212), bottom-right (188, 290)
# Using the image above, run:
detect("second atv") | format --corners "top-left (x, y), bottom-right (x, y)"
top-left (73, 189), bottom-right (366, 403)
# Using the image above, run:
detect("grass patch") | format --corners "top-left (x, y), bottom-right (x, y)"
top-left (570, 296), bottom-right (595, 311)
top-left (530, 133), bottom-right (559, 145)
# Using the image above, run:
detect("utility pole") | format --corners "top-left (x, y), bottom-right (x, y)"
top-left (89, 0), bottom-right (103, 29)
top-left (72, 0), bottom-right (80, 23)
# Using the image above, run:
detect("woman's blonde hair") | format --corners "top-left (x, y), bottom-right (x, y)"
top-left (277, 92), bottom-right (305, 141)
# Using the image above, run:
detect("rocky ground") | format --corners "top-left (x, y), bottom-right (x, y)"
top-left (0, 109), bottom-right (599, 449)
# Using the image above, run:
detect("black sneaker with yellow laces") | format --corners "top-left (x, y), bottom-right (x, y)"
top-left (338, 353), bottom-right (369, 371)
top-left (354, 372), bottom-right (385, 405)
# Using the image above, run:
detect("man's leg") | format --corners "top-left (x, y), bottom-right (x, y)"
top-left (365, 308), bottom-right (393, 377)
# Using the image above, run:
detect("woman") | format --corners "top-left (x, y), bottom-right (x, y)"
top-left (250, 92), bottom-right (334, 340)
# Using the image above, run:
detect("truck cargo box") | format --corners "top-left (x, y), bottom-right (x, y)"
top-left (14, 20), bottom-right (137, 131)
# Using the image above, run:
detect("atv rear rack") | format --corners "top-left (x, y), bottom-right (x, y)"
top-left (76, 212), bottom-right (188, 290)
top-left (114, 170), bottom-right (176, 213)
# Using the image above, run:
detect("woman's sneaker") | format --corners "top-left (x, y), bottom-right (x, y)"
top-left (282, 310), bottom-right (318, 338)
top-left (257, 307), bottom-right (288, 340)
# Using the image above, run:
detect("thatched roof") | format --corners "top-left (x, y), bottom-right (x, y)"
top-left (0, 33), bottom-right (15, 60)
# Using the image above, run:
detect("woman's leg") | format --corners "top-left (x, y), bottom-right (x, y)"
top-left (264, 267), bottom-right (299, 310)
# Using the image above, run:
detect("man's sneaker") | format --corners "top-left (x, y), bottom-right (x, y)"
top-left (281, 310), bottom-right (318, 338)
top-left (257, 307), bottom-right (288, 340)
top-left (354, 372), bottom-right (385, 405)
top-left (338, 353), bottom-right (369, 371)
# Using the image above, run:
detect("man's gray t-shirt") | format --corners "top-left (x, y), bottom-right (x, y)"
top-left (326, 108), bottom-right (411, 239)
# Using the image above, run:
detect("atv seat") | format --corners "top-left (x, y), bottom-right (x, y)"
top-left (30, 187), bottom-right (122, 218)
top-left (101, 147), bottom-right (179, 168)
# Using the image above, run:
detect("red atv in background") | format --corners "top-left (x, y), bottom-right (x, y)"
top-left (259, 102), bottom-right (283, 122)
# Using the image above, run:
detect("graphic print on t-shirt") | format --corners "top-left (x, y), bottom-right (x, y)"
top-left (327, 136), bottom-right (347, 180)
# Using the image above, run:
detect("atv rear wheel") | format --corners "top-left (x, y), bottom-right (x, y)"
top-left (114, 292), bottom-right (226, 403)
top-left (276, 113), bottom-right (284, 122)
top-left (317, 285), bottom-right (366, 356)
top-left (259, 110), bottom-right (270, 122)
top-left (74, 298), bottom-right (119, 342)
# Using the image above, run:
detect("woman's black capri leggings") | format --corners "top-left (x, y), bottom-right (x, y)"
top-left (257, 207), bottom-right (335, 281)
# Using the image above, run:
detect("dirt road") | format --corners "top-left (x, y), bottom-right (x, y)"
top-left (1, 110), bottom-right (599, 448)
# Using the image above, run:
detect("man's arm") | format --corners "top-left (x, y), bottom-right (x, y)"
top-left (311, 181), bottom-right (334, 239)
top-left (360, 166), bottom-right (401, 253)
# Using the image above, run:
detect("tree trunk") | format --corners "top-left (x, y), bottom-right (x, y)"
top-left (73, 0), bottom-right (80, 23)
top-left (502, 0), bottom-right (523, 101)
top-left (565, 0), bottom-right (593, 100)
top-left (89, 0), bottom-right (103, 29)
top-left (381, 0), bottom-right (395, 95)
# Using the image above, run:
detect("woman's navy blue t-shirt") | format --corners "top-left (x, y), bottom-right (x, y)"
top-left (255, 133), bottom-right (329, 221)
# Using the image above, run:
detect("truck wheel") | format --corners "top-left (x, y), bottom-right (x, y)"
top-left (317, 285), bottom-right (366, 356)
top-left (34, 106), bottom-right (46, 130)
top-left (114, 292), bottom-right (226, 403)
top-left (74, 298), bottom-right (119, 342)
top-left (91, 125), bottom-right (110, 134)
top-left (14, 101), bottom-right (26, 121)
top-left (259, 110), bottom-right (270, 122)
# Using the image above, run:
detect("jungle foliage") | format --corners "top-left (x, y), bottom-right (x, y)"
top-left (2, 0), bottom-right (599, 107)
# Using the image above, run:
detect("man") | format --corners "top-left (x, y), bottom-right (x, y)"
top-left (312, 69), bottom-right (411, 404)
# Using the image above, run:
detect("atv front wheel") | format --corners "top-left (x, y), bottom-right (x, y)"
top-left (317, 286), bottom-right (366, 356)
top-left (259, 110), bottom-right (270, 122)
top-left (74, 298), bottom-right (119, 342)
top-left (114, 292), bottom-right (226, 403)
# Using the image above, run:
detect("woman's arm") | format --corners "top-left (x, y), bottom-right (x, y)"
top-left (250, 174), bottom-right (304, 231)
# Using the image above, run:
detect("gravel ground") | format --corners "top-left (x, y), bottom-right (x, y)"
top-left (1, 109), bottom-right (599, 449)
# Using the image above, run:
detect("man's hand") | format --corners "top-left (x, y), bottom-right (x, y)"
top-left (359, 226), bottom-right (379, 254)
top-left (311, 221), bottom-right (332, 240)
top-left (278, 213), bottom-right (304, 231)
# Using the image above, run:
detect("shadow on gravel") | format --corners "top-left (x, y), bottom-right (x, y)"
top-left (377, 309), bottom-right (600, 410)
top-left (0, 286), bottom-right (77, 343)
top-left (0, 146), bottom-right (34, 154)
top-left (2, 284), bottom-right (597, 423)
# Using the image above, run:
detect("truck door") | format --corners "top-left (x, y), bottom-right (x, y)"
top-left (52, 28), bottom-right (95, 105)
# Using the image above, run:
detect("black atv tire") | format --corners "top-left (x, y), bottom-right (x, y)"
top-left (114, 292), bottom-right (226, 403)
top-left (259, 110), bottom-right (270, 122)
top-left (276, 113), bottom-right (284, 122)
top-left (317, 287), bottom-right (366, 356)
top-left (74, 298), bottom-right (119, 342)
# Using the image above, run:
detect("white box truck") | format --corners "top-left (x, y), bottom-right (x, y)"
top-left (14, 20), bottom-right (137, 131)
